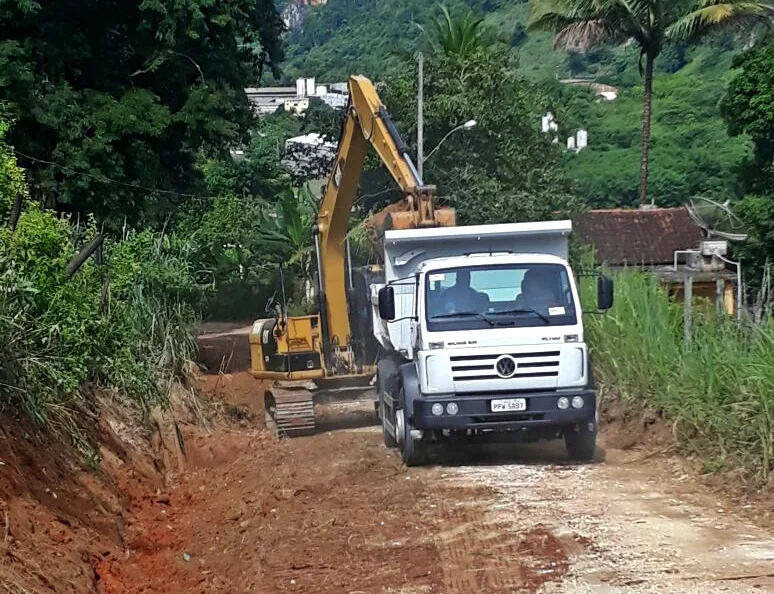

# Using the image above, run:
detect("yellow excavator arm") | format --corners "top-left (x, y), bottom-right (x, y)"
top-left (314, 75), bottom-right (455, 372)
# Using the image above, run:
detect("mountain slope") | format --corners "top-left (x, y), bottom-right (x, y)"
top-left (279, 0), bottom-right (752, 207)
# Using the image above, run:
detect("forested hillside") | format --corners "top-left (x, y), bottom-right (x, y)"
top-left (281, 0), bottom-right (752, 207)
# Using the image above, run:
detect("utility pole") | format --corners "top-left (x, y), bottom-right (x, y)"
top-left (417, 51), bottom-right (424, 181)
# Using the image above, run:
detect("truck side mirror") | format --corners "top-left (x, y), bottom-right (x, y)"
top-left (378, 286), bottom-right (396, 321)
top-left (597, 275), bottom-right (614, 311)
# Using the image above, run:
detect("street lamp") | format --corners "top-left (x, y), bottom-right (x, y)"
top-left (423, 120), bottom-right (477, 165)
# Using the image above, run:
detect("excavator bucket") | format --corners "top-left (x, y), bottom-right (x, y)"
top-left (364, 198), bottom-right (456, 245)
top-left (387, 207), bottom-right (456, 231)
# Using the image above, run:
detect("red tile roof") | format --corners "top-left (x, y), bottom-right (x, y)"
top-left (571, 207), bottom-right (705, 266)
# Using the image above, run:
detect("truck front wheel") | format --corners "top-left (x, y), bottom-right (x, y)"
top-left (381, 393), bottom-right (398, 449)
top-left (395, 397), bottom-right (424, 466)
top-left (564, 423), bottom-right (597, 461)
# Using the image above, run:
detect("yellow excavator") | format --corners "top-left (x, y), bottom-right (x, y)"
top-left (249, 75), bottom-right (455, 436)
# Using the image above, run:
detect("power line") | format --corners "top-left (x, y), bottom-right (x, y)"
top-left (12, 149), bottom-right (219, 202)
top-left (14, 147), bottom-right (398, 210)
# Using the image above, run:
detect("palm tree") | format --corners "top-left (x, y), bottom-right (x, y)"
top-left (530, 0), bottom-right (774, 206)
top-left (419, 5), bottom-right (488, 59)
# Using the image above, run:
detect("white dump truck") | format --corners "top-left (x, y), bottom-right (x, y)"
top-left (371, 220), bottom-right (614, 466)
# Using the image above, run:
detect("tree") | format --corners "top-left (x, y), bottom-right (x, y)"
top-left (301, 98), bottom-right (345, 142)
top-left (201, 113), bottom-right (298, 200)
top-left (0, 0), bottom-right (285, 228)
top-left (379, 47), bottom-right (581, 226)
top-left (419, 5), bottom-right (489, 58)
top-left (0, 111), bottom-right (27, 217)
top-left (559, 71), bottom-right (750, 207)
top-left (722, 39), bottom-right (774, 194)
top-left (721, 39), bottom-right (774, 284)
top-left (529, 0), bottom-right (774, 206)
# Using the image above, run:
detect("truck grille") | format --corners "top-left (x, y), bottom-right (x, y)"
top-left (450, 351), bottom-right (560, 382)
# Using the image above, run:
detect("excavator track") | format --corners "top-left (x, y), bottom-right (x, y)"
top-left (264, 381), bottom-right (316, 438)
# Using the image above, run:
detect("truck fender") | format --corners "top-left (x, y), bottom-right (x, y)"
top-left (399, 362), bottom-right (420, 421)
top-left (586, 353), bottom-right (597, 392)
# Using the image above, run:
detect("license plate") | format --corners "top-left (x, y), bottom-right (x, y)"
top-left (490, 398), bottom-right (527, 412)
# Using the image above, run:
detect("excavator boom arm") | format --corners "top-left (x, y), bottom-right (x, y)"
top-left (314, 75), bottom-right (454, 373)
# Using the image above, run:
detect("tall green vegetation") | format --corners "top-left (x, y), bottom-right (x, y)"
top-left (0, 115), bottom-right (26, 214)
top-left (529, 0), bottom-right (774, 206)
top-left (0, 112), bottom-right (196, 454)
top-left (0, 0), bottom-right (284, 228)
top-left (587, 273), bottom-right (774, 484)
top-left (559, 71), bottom-right (751, 207)
top-left (0, 210), bottom-right (200, 455)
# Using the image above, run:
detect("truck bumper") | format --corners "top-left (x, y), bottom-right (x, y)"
top-left (412, 389), bottom-right (596, 431)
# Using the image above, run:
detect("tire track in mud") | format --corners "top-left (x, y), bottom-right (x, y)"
top-left (425, 476), bottom-right (569, 593)
top-left (427, 446), bottom-right (774, 594)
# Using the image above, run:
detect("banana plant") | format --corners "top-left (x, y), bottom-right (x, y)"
top-left (257, 184), bottom-right (319, 305)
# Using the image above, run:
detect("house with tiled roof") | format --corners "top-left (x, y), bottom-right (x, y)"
top-left (571, 207), bottom-right (737, 315)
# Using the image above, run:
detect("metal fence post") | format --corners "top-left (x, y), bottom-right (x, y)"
top-left (684, 274), bottom-right (693, 349)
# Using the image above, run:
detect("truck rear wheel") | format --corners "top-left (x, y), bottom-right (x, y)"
top-left (565, 424), bottom-right (597, 461)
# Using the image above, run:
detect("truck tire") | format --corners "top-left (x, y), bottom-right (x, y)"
top-left (565, 424), bottom-right (597, 461)
top-left (376, 361), bottom-right (398, 448)
top-left (381, 393), bottom-right (398, 449)
top-left (396, 389), bottom-right (424, 467)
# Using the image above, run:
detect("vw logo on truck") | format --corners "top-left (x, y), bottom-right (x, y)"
top-left (495, 355), bottom-right (518, 378)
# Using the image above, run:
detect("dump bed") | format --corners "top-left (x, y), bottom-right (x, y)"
top-left (383, 220), bottom-right (571, 282)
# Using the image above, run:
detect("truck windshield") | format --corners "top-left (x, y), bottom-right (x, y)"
top-left (425, 263), bottom-right (577, 331)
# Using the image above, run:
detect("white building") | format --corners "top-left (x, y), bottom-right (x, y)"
top-left (541, 112), bottom-right (558, 134)
top-left (567, 129), bottom-right (589, 153)
top-left (284, 97), bottom-right (311, 114)
top-left (246, 77), bottom-right (348, 116)
top-left (282, 133), bottom-right (337, 180)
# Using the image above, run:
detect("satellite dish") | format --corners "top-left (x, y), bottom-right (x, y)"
top-left (685, 196), bottom-right (748, 242)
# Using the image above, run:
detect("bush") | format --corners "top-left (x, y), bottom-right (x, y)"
top-left (0, 206), bottom-right (200, 454)
top-left (586, 272), bottom-right (774, 484)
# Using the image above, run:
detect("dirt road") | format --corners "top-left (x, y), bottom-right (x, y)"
top-left (96, 372), bottom-right (774, 594)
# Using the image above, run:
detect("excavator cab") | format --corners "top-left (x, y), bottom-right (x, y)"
top-left (250, 75), bottom-right (456, 437)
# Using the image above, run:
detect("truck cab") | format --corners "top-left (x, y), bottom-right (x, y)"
top-left (370, 221), bottom-right (613, 466)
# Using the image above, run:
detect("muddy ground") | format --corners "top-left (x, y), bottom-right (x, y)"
top-left (1, 327), bottom-right (773, 594)
top-left (91, 377), bottom-right (774, 594)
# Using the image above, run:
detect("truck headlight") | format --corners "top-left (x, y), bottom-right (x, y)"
top-left (431, 403), bottom-right (444, 416)
top-left (571, 396), bottom-right (585, 409)
top-left (557, 397), bottom-right (570, 410)
top-left (425, 355), bottom-right (453, 393)
top-left (446, 402), bottom-right (459, 415)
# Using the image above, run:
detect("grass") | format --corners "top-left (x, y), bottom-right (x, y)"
top-left (585, 272), bottom-right (774, 485)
